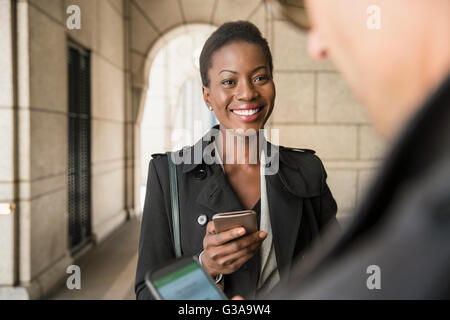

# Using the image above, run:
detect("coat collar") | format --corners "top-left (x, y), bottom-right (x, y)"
top-left (179, 124), bottom-right (318, 198)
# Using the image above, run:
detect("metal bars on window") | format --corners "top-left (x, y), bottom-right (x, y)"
top-left (68, 42), bottom-right (91, 253)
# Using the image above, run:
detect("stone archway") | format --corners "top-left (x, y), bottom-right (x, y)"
top-left (127, 0), bottom-right (267, 213)
top-left (130, 0), bottom-right (266, 125)
top-left (138, 23), bottom-right (217, 211)
top-left (126, 0), bottom-right (381, 221)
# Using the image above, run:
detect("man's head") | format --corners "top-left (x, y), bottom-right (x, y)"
top-left (273, 0), bottom-right (450, 140)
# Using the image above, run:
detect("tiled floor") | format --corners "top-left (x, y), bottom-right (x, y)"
top-left (49, 217), bottom-right (141, 300)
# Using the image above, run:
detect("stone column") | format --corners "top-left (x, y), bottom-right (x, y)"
top-left (0, 0), bottom-right (16, 294)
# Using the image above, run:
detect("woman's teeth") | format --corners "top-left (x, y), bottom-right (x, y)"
top-left (232, 107), bottom-right (261, 116)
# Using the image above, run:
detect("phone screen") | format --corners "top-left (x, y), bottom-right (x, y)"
top-left (152, 261), bottom-right (225, 300)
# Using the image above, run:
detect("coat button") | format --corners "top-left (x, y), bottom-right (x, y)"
top-left (194, 168), bottom-right (207, 180)
top-left (197, 214), bottom-right (208, 226)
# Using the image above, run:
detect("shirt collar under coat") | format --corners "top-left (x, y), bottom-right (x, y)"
top-left (179, 124), bottom-right (323, 199)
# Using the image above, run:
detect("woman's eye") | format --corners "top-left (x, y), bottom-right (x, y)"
top-left (254, 75), bottom-right (270, 83)
top-left (221, 79), bottom-right (235, 86)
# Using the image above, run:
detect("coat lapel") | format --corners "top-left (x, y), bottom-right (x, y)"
top-left (262, 141), bottom-right (307, 280)
top-left (266, 171), bottom-right (303, 280)
top-left (181, 124), bottom-right (244, 216)
top-left (195, 163), bottom-right (243, 215)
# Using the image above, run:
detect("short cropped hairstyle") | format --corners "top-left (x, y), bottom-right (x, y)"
top-left (199, 21), bottom-right (273, 87)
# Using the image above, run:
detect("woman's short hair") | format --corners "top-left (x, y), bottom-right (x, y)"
top-left (199, 21), bottom-right (273, 87)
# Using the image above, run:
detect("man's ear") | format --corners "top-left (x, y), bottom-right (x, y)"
top-left (202, 85), bottom-right (211, 108)
top-left (307, 28), bottom-right (328, 60)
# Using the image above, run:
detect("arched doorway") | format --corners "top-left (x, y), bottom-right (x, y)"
top-left (138, 24), bottom-right (217, 211)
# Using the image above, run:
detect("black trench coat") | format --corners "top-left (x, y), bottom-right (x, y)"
top-left (135, 125), bottom-right (339, 299)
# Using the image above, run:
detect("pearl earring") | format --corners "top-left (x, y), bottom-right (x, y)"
top-left (209, 105), bottom-right (213, 111)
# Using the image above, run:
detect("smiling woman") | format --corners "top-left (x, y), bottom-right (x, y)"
top-left (135, 21), bottom-right (340, 300)
top-left (200, 22), bottom-right (275, 134)
top-left (202, 41), bottom-right (274, 131)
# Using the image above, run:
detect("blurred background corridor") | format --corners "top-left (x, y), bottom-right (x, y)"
top-left (0, 0), bottom-right (385, 299)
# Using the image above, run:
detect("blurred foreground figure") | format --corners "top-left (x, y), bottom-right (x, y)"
top-left (268, 0), bottom-right (450, 299)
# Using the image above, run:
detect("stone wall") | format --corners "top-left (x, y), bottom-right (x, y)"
top-left (266, 18), bottom-right (385, 221)
top-left (0, 0), bottom-right (129, 299)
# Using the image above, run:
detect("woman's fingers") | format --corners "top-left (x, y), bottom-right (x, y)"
top-left (206, 221), bottom-right (216, 234)
top-left (216, 231), bottom-right (266, 257)
top-left (205, 221), bottom-right (247, 246)
top-left (224, 254), bottom-right (256, 274)
top-left (218, 240), bottom-right (262, 268)
top-left (213, 227), bottom-right (247, 245)
top-left (202, 221), bottom-right (268, 275)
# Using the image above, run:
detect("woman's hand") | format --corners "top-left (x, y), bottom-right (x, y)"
top-left (201, 221), bottom-right (267, 276)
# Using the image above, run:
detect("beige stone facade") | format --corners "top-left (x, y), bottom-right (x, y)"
top-left (0, 0), bottom-right (385, 299)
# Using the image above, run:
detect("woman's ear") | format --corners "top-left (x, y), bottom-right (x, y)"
top-left (202, 85), bottom-right (211, 109)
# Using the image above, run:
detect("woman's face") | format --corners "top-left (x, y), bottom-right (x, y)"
top-left (202, 41), bottom-right (275, 134)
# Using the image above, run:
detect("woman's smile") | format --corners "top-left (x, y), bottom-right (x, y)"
top-left (230, 104), bottom-right (265, 122)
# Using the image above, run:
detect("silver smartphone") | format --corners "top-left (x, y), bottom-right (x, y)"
top-left (213, 210), bottom-right (258, 234)
top-left (145, 256), bottom-right (228, 300)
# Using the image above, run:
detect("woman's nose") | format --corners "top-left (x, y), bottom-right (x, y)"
top-left (235, 80), bottom-right (258, 101)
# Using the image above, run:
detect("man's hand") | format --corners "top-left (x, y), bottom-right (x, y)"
top-left (202, 221), bottom-right (267, 276)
